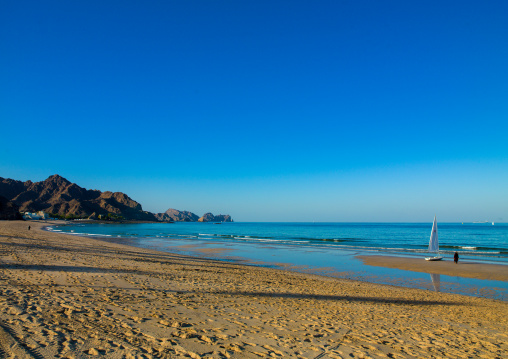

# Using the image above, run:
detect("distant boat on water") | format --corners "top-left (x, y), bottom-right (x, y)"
top-left (425, 216), bottom-right (443, 261)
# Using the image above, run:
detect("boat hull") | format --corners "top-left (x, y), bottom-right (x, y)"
top-left (425, 256), bottom-right (443, 261)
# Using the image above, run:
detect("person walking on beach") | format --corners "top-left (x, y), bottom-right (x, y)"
top-left (454, 251), bottom-right (459, 264)
top-left (28, 225), bottom-right (30, 230)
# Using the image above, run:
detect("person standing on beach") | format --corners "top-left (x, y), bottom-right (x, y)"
top-left (28, 225), bottom-right (30, 230)
top-left (454, 252), bottom-right (459, 264)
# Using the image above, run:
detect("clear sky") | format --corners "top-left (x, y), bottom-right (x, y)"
top-left (1, 1), bottom-right (507, 222)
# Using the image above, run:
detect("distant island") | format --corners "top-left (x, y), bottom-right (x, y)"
top-left (0, 174), bottom-right (233, 222)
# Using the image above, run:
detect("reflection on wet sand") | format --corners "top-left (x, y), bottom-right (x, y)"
top-left (430, 273), bottom-right (441, 292)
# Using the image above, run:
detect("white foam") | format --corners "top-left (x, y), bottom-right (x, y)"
top-left (253, 238), bottom-right (282, 242)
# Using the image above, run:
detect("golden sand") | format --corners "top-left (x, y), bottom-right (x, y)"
top-left (0, 220), bottom-right (506, 358)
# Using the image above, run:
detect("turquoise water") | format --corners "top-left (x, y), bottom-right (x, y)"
top-left (49, 222), bottom-right (508, 300)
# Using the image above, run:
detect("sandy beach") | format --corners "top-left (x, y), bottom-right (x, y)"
top-left (0, 221), bottom-right (507, 358)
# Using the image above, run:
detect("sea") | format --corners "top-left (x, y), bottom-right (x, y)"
top-left (48, 222), bottom-right (508, 301)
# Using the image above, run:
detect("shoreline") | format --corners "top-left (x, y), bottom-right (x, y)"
top-left (1, 220), bottom-right (507, 358)
top-left (357, 254), bottom-right (508, 282)
top-left (45, 221), bottom-right (508, 301)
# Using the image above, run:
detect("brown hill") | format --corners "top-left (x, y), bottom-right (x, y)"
top-left (0, 175), bottom-right (157, 221)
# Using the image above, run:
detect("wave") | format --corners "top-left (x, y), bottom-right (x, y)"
top-left (328, 244), bottom-right (503, 255)
top-left (193, 232), bottom-right (369, 243)
top-left (441, 245), bottom-right (507, 252)
top-left (50, 223), bottom-right (508, 260)
top-left (76, 233), bottom-right (112, 237)
top-left (105, 231), bottom-right (508, 256)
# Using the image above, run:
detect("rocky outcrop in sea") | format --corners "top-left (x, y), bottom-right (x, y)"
top-left (154, 209), bottom-right (200, 222)
top-left (198, 213), bottom-right (233, 222)
top-left (155, 209), bottom-right (233, 222)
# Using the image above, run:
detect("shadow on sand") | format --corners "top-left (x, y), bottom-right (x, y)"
top-left (1, 262), bottom-right (463, 307)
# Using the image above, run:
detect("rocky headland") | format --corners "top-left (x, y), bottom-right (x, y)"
top-left (0, 175), bottom-right (233, 222)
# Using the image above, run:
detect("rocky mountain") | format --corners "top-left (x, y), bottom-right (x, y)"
top-left (0, 195), bottom-right (23, 220)
top-left (155, 209), bottom-right (233, 223)
top-left (0, 174), bottom-right (234, 222)
top-left (0, 175), bottom-right (157, 221)
top-left (198, 213), bottom-right (233, 222)
top-left (154, 209), bottom-right (200, 222)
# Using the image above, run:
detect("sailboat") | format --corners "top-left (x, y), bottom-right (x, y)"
top-left (425, 216), bottom-right (443, 261)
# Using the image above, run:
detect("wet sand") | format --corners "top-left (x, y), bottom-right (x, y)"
top-left (358, 255), bottom-right (508, 281)
top-left (0, 220), bottom-right (507, 358)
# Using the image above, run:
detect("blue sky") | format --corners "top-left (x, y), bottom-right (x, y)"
top-left (1, 1), bottom-right (507, 222)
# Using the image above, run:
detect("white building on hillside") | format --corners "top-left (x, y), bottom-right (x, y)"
top-left (23, 211), bottom-right (52, 220)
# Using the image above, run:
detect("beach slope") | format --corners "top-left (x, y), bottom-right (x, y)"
top-left (0, 221), bottom-right (506, 358)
